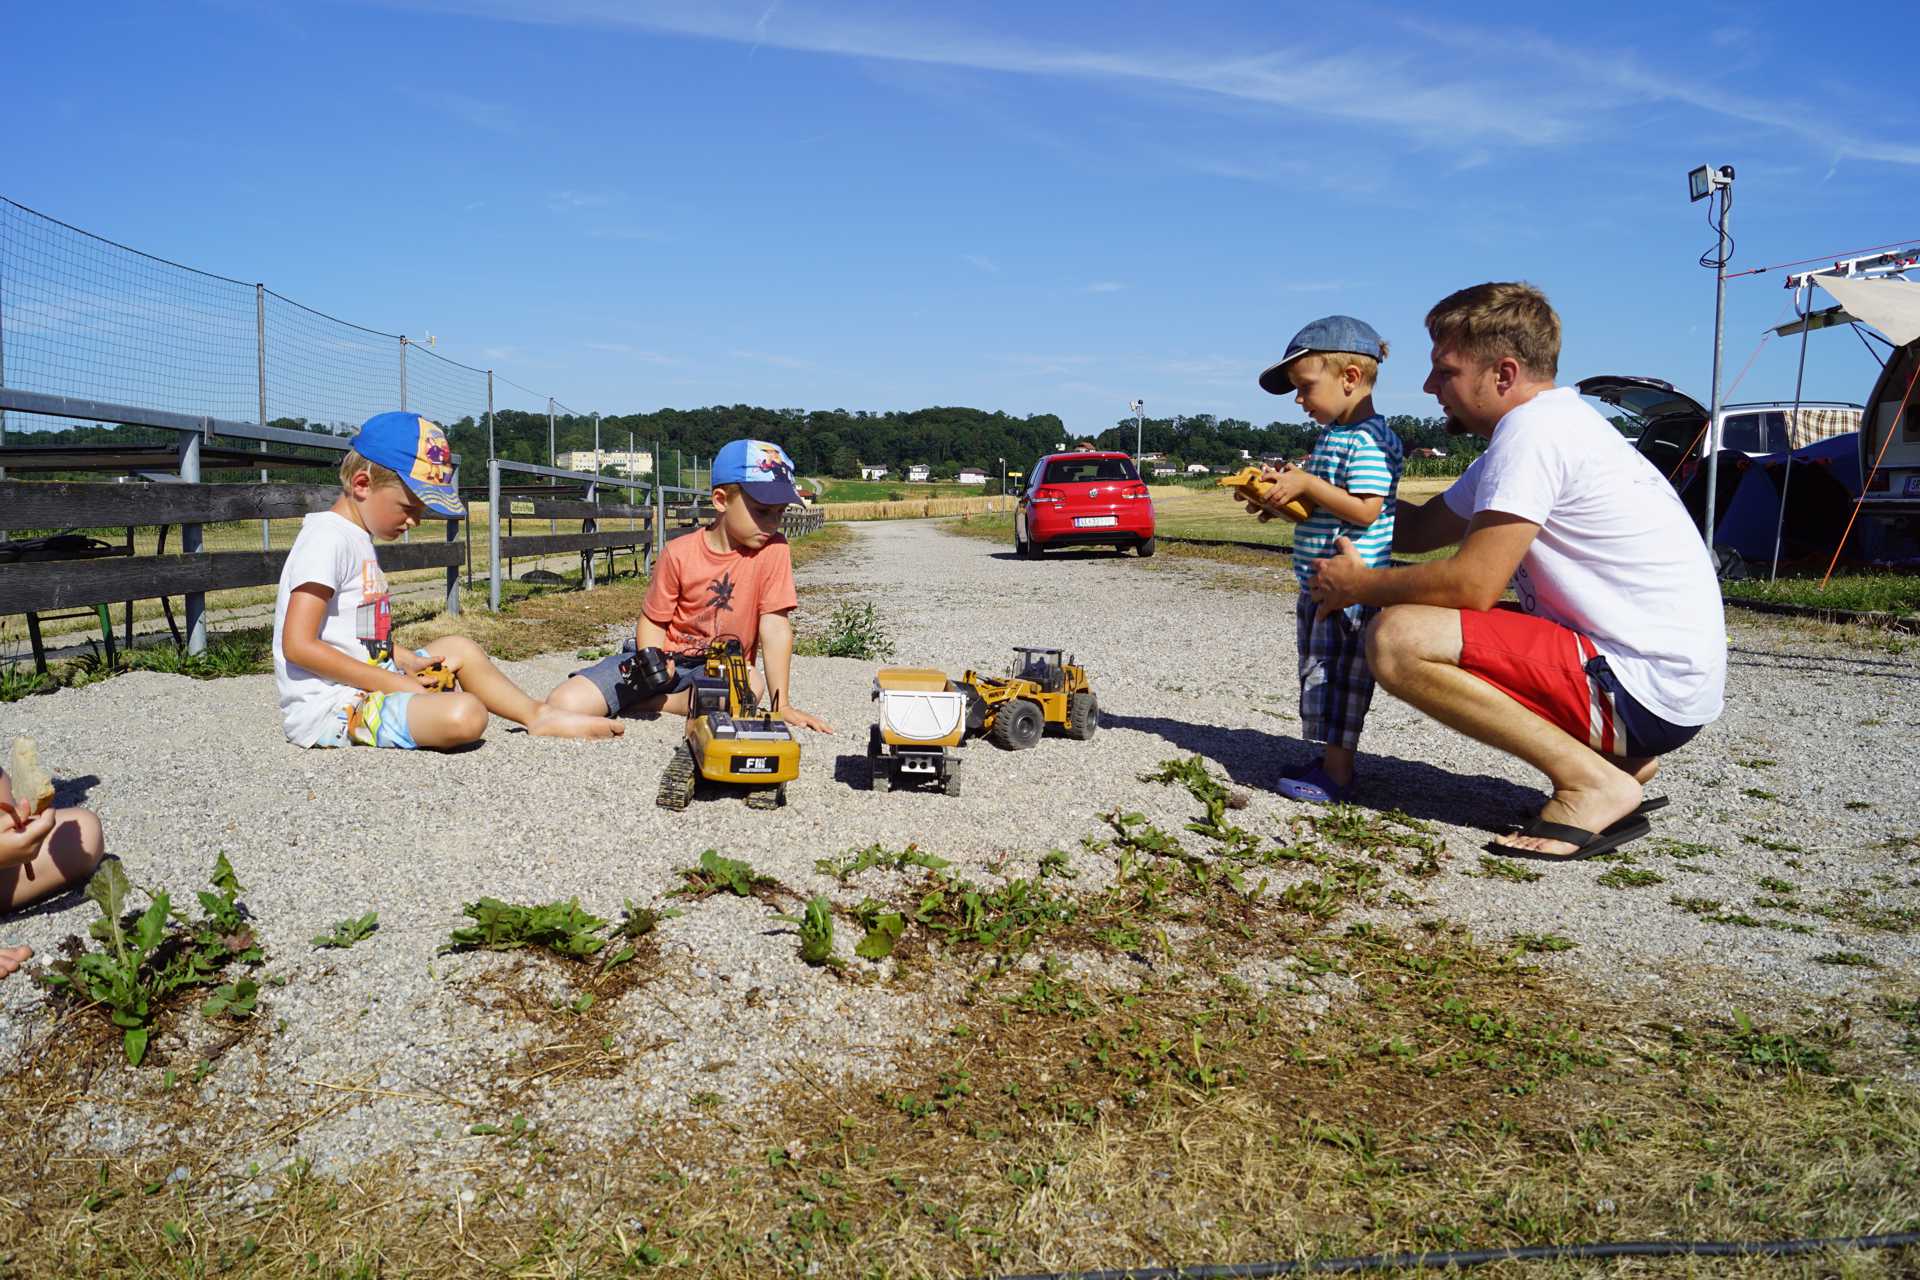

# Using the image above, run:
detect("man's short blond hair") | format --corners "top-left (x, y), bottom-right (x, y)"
top-left (339, 449), bottom-right (405, 492)
top-left (1298, 345), bottom-right (1388, 389)
top-left (1425, 282), bottom-right (1560, 379)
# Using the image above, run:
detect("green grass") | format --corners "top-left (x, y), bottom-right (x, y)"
top-left (1723, 571), bottom-right (1920, 620)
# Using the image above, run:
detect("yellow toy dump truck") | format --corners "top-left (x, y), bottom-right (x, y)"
top-left (656, 638), bottom-right (800, 812)
top-left (1217, 465), bottom-right (1313, 523)
top-left (958, 646), bottom-right (1097, 751)
top-left (868, 668), bottom-right (967, 796)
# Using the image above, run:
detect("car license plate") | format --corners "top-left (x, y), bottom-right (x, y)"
top-left (1905, 475), bottom-right (1920, 497)
top-left (733, 755), bottom-right (777, 774)
top-left (1073, 516), bottom-right (1117, 528)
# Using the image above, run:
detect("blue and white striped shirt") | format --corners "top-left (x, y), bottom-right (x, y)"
top-left (1291, 415), bottom-right (1404, 584)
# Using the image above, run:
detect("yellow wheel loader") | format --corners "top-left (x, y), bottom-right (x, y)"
top-left (656, 637), bottom-right (800, 811)
top-left (957, 646), bottom-right (1098, 751)
top-left (1217, 465), bottom-right (1313, 523)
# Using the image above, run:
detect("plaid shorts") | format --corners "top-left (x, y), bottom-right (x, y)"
top-left (1296, 593), bottom-right (1379, 750)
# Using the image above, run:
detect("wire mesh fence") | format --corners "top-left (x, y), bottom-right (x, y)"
top-left (1, 196), bottom-right (492, 442)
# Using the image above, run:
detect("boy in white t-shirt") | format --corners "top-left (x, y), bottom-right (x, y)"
top-left (272, 412), bottom-right (624, 749)
top-left (1307, 283), bottom-right (1725, 863)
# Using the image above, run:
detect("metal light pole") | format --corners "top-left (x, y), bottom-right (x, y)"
top-left (1130, 398), bottom-right (1144, 457)
top-left (998, 456), bottom-right (1006, 497)
top-left (1689, 164), bottom-right (1735, 555)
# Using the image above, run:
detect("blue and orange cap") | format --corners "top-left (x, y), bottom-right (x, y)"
top-left (349, 412), bottom-right (465, 518)
top-left (712, 439), bottom-right (800, 505)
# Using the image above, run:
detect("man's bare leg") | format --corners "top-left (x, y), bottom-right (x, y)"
top-left (1365, 605), bottom-right (1642, 856)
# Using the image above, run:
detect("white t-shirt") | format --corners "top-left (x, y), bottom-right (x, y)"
top-left (272, 512), bottom-right (391, 746)
top-left (1443, 386), bottom-right (1726, 726)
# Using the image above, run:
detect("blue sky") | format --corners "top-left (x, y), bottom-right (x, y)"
top-left (11, 0), bottom-right (1920, 435)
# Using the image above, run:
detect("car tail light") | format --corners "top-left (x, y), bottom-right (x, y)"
top-left (1119, 483), bottom-right (1150, 500)
top-left (1032, 486), bottom-right (1066, 504)
top-left (1867, 469), bottom-right (1890, 492)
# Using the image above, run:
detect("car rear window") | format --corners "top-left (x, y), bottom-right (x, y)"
top-left (1042, 457), bottom-right (1138, 484)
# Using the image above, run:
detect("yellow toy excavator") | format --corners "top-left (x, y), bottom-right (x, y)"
top-left (1217, 465), bottom-right (1313, 523)
top-left (656, 637), bottom-right (800, 811)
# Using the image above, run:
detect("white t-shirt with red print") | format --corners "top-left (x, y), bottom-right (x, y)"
top-left (272, 512), bottom-right (391, 746)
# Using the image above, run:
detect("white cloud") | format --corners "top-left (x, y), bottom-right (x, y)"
top-left (390, 1), bottom-right (1920, 164)
top-left (731, 348), bottom-right (810, 369)
top-left (961, 253), bottom-right (1000, 274)
top-left (1085, 281), bottom-right (1126, 293)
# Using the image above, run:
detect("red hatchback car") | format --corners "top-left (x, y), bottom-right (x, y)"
top-left (1014, 452), bottom-right (1156, 557)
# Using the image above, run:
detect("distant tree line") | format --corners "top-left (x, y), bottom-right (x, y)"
top-left (13, 405), bottom-right (1486, 485)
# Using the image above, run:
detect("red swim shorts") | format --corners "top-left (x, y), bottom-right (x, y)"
top-left (1456, 607), bottom-right (1694, 758)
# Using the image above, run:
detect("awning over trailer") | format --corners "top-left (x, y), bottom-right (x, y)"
top-left (1810, 275), bottom-right (1920, 346)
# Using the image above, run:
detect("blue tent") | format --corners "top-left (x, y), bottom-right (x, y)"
top-left (1692, 433), bottom-right (1864, 566)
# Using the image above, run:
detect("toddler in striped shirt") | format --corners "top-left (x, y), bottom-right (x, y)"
top-left (1250, 316), bottom-right (1405, 804)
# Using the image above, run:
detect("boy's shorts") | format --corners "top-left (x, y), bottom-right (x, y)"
top-left (310, 651), bottom-right (427, 750)
top-left (573, 640), bottom-right (710, 715)
top-left (1457, 607), bottom-right (1700, 758)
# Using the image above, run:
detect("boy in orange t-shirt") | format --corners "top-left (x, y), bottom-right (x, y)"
top-left (548, 440), bottom-right (833, 734)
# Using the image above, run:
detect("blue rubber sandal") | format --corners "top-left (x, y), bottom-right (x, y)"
top-left (1275, 764), bottom-right (1353, 805)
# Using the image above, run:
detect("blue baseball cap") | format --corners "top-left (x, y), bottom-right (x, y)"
top-left (349, 412), bottom-right (465, 518)
top-left (1258, 315), bottom-right (1387, 395)
top-left (712, 439), bottom-right (800, 505)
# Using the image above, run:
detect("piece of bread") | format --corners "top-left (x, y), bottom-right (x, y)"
top-left (4, 737), bottom-right (54, 827)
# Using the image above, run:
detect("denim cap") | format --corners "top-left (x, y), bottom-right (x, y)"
top-left (1258, 315), bottom-right (1387, 395)
top-left (348, 412), bottom-right (465, 517)
top-left (711, 438), bottom-right (801, 505)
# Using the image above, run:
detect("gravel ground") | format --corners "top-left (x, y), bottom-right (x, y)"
top-left (3, 518), bottom-right (1917, 1185)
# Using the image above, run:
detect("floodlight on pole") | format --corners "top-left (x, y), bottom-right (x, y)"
top-left (1690, 163), bottom-right (1736, 559)
top-left (1130, 399), bottom-right (1144, 458)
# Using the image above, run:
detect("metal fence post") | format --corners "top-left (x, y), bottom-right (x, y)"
top-left (593, 412), bottom-right (601, 478)
top-left (180, 421), bottom-right (206, 654)
top-left (399, 336), bottom-right (408, 411)
top-left (446, 461), bottom-right (462, 616)
top-left (488, 459), bottom-right (502, 613)
top-left (257, 283), bottom-right (270, 551)
top-left (547, 398), bottom-right (557, 533)
top-left (584, 478), bottom-right (598, 590)
top-left (1, 240), bottom-right (8, 482)
top-left (486, 370), bottom-right (495, 463)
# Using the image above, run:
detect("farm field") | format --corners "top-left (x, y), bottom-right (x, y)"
top-left (2, 518), bottom-right (1916, 1277)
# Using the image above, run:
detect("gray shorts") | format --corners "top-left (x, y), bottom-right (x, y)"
top-left (572, 640), bottom-right (708, 714)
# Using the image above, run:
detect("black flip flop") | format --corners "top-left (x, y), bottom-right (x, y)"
top-left (1485, 814), bottom-right (1653, 863)
top-left (1514, 795), bottom-right (1667, 827)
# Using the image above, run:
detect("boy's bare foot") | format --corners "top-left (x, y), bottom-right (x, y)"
top-left (526, 705), bottom-right (626, 739)
top-left (0, 944), bottom-right (32, 981)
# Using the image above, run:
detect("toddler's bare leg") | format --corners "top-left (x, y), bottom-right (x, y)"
top-left (0, 806), bottom-right (106, 912)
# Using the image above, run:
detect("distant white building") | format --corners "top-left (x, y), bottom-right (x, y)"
top-left (956, 468), bottom-right (988, 485)
top-left (859, 464), bottom-right (890, 480)
top-left (907, 464), bottom-right (931, 483)
top-left (1185, 462), bottom-right (1211, 474)
top-left (1151, 465), bottom-right (1177, 477)
top-left (558, 449), bottom-right (652, 477)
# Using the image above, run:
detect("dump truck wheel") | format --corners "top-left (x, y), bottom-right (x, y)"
top-left (656, 740), bottom-right (697, 810)
top-left (1136, 536), bottom-right (1156, 557)
top-left (990, 699), bottom-right (1044, 751)
top-left (867, 724), bottom-right (883, 757)
top-left (1065, 691), bottom-right (1099, 740)
top-left (943, 768), bottom-right (962, 798)
top-left (871, 758), bottom-right (892, 793)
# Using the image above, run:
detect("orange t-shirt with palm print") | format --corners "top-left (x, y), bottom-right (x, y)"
top-left (641, 528), bottom-right (799, 662)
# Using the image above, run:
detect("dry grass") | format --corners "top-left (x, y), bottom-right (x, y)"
top-left (826, 496), bottom-right (1015, 522)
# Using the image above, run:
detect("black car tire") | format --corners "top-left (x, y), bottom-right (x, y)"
top-left (990, 699), bottom-right (1044, 751)
top-left (1136, 536), bottom-right (1156, 557)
